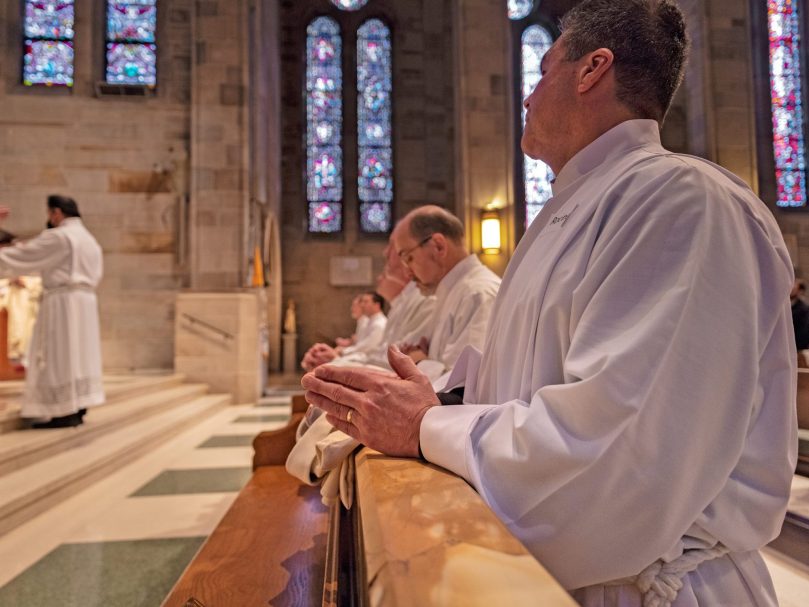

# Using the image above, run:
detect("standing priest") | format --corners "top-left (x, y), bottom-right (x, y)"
top-left (302, 1), bottom-right (797, 605)
top-left (0, 196), bottom-right (104, 428)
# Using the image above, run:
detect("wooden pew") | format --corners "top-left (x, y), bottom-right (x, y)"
top-left (162, 394), bottom-right (329, 607)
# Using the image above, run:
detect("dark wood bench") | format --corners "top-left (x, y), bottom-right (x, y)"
top-left (161, 395), bottom-right (329, 607)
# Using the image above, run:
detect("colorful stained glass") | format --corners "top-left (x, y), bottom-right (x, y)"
top-left (307, 17), bottom-right (344, 232)
top-left (521, 25), bottom-right (554, 225)
top-left (23, 40), bottom-right (74, 86)
top-left (360, 202), bottom-right (392, 233)
top-left (357, 19), bottom-right (393, 233)
top-left (330, 0), bottom-right (370, 11)
top-left (107, 1), bottom-right (157, 43)
top-left (508, 0), bottom-right (533, 20)
top-left (105, 1), bottom-right (157, 87)
top-left (309, 202), bottom-right (343, 233)
top-left (768, 0), bottom-right (807, 207)
top-left (24, 1), bottom-right (74, 39)
top-left (106, 43), bottom-right (157, 86)
top-left (23, 1), bottom-right (74, 87)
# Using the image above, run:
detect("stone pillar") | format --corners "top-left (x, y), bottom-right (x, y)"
top-left (189, 0), bottom-right (250, 289)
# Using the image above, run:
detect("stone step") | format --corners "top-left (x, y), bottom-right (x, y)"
top-left (0, 374), bottom-right (187, 434)
top-left (0, 393), bottom-right (230, 538)
top-left (0, 382), bottom-right (209, 477)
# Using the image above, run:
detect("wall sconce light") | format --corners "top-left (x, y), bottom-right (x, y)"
top-left (481, 209), bottom-right (501, 254)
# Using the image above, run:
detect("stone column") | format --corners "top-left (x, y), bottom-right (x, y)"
top-left (189, 0), bottom-right (250, 289)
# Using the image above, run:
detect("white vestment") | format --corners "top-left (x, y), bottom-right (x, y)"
top-left (338, 281), bottom-right (436, 369)
top-left (420, 121), bottom-right (796, 606)
top-left (417, 254), bottom-right (500, 381)
top-left (0, 218), bottom-right (105, 418)
top-left (341, 311), bottom-right (387, 357)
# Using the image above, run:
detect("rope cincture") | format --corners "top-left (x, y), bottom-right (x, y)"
top-left (604, 544), bottom-right (730, 607)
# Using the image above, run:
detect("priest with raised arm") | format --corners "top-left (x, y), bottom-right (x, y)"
top-left (301, 1), bottom-right (797, 605)
top-left (0, 196), bottom-right (104, 428)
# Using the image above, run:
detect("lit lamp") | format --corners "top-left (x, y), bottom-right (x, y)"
top-left (481, 209), bottom-right (501, 254)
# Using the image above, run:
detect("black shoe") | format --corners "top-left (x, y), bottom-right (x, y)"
top-left (77, 408), bottom-right (87, 419)
top-left (32, 413), bottom-right (83, 429)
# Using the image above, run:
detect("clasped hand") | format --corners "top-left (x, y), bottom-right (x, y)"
top-left (301, 344), bottom-right (440, 458)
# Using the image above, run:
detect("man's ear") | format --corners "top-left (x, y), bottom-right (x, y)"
top-left (431, 233), bottom-right (448, 257)
top-left (577, 48), bottom-right (615, 94)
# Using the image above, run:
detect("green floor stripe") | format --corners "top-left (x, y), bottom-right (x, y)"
top-left (0, 537), bottom-right (205, 607)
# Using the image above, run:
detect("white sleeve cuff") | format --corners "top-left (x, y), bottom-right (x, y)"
top-left (419, 403), bottom-right (497, 484)
top-left (417, 358), bottom-right (446, 382)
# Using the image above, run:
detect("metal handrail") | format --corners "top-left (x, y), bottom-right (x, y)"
top-left (180, 313), bottom-right (234, 341)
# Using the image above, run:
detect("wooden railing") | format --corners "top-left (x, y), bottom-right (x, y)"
top-left (162, 395), bottom-right (575, 606)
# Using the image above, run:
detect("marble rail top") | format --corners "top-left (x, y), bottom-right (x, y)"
top-left (354, 448), bottom-right (577, 606)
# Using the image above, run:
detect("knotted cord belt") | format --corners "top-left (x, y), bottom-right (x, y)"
top-left (603, 544), bottom-right (729, 607)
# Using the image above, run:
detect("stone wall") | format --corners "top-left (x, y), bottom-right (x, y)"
top-left (0, 0), bottom-right (193, 370)
top-left (279, 0), bottom-right (457, 357)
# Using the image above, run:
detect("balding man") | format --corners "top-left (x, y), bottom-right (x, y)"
top-left (394, 205), bottom-right (500, 380)
top-left (303, 1), bottom-right (796, 604)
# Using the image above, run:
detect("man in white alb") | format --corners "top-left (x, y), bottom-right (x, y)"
top-left (301, 1), bottom-right (797, 605)
top-left (394, 206), bottom-right (500, 381)
top-left (0, 196), bottom-right (104, 428)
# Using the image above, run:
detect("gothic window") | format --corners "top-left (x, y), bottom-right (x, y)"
top-left (23, 1), bottom-right (75, 87)
top-left (306, 16), bottom-right (344, 233)
top-left (331, 0), bottom-right (370, 11)
top-left (357, 19), bottom-right (393, 233)
top-left (105, 0), bottom-right (158, 87)
top-left (519, 24), bottom-right (555, 227)
top-left (767, 0), bottom-right (807, 207)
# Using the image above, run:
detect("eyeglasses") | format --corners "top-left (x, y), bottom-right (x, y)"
top-left (398, 234), bottom-right (433, 266)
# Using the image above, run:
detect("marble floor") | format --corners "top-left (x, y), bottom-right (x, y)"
top-left (0, 393), bottom-right (807, 606)
top-left (0, 396), bottom-right (292, 607)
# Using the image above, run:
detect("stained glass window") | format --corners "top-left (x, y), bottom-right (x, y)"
top-left (508, 0), bottom-right (534, 20)
top-left (768, 0), bottom-right (807, 207)
top-left (521, 25), bottom-right (554, 226)
top-left (106, 1), bottom-right (158, 87)
top-left (357, 19), bottom-right (393, 233)
top-left (331, 0), bottom-right (370, 11)
top-left (23, 1), bottom-right (75, 87)
top-left (307, 17), bottom-right (344, 233)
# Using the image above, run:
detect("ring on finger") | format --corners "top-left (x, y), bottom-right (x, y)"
top-left (347, 409), bottom-right (353, 424)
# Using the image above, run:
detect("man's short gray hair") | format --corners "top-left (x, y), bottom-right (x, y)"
top-left (561, 0), bottom-right (689, 123)
top-left (408, 206), bottom-right (465, 245)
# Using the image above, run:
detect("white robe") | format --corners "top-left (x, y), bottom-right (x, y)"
top-left (420, 120), bottom-right (796, 605)
top-left (0, 218), bottom-right (105, 418)
top-left (339, 281), bottom-right (437, 369)
top-left (341, 311), bottom-right (387, 357)
top-left (417, 254), bottom-right (501, 381)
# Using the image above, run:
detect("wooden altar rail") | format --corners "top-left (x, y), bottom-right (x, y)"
top-left (162, 395), bottom-right (576, 606)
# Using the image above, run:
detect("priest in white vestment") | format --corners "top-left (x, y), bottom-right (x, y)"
top-left (0, 196), bottom-right (104, 427)
top-left (301, 2), bottom-right (797, 605)
top-left (394, 206), bottom-right (500, 381)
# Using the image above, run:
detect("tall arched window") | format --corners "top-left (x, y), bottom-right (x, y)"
top-left (767, 0), bottom-right (807, 207)
top-left (23, 0), bottom-right (75, 87)
top-left (306, 16), bottom-right (344, 233)
top-left (520, 25), bottom-right (554, 227)
top-left (357, 19), bottom-right (393, 233)
top-left (105, 0), bottom-right (158, 87)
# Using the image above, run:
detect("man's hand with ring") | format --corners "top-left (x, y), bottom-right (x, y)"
top-left (301, 345), bottom-right (440, 458)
